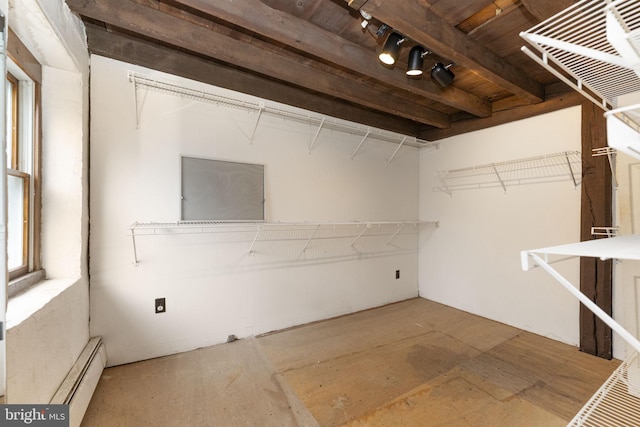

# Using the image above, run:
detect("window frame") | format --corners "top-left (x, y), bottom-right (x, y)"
top-left (6, 29), bottom-right (42, 284)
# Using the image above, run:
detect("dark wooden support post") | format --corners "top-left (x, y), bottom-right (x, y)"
top-left (580, 102), bottom-right (613, 359)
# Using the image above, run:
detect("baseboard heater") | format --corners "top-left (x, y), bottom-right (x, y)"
top-left (50, 336), bottom-right (107, 427)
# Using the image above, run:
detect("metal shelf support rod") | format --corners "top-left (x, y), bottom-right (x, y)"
top-left (249, 103), bottom-right (265, 144)
top-left (133, 81), bottom-right (141, 129)
top-left (248, 226), bottom-right (262, 254)
top-left (565, 152), bottom-right (578, 188)
top-left (130, 229), bottom-right (139, 266)
top-left (528, 252), bottom-right (640, 353)
top-left (308, 118), bottom-right (325, 154)
top-left (492, 165), bottom-right (507, 193)
top-left (387, 136), bottom-right (406, 165)
top-left (351, 129), bottom-right (371, 159)
top-left (350, 226), bottom-right (369, 248)
top-left (385, 223), bottom-right (405, 246)
top-left (299, 224), bottom-right (320, 257)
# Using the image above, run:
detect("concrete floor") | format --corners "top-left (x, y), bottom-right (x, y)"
top-left (81, 298), bottom-right (619, 426)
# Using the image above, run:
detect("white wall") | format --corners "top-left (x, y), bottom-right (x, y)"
top-left (609, 91), bottom-right (640, 360)
top-left (90, 56), bottom-right (421, 366)
top-left (419, 107), bottom-right (582, 346)
top-left (6, 0), bottom-right (90, 404)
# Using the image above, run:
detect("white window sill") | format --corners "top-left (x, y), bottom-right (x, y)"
top-left (8, 270), bottom-right (46, 298)
top-left (7, 276), bottom-right (81, 329)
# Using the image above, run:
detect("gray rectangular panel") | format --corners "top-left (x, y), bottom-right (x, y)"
top-left (181, 156), bottom-right (264, 221)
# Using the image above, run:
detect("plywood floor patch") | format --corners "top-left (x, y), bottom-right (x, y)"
top-left (81, 298), bottom-right (619, 426)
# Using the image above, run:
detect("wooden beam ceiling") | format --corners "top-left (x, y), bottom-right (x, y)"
top-left (167, 0), bottom-right (491, 118)
top-left (65, 0), bottom-right (586, 141)
top-left (68, 0), bottom-right (454, 128)
top-left (419, 83), bottom-right (583, 140)
top-left (347, 0), bottom-right (545, 103)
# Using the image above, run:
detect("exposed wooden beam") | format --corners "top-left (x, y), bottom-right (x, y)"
top-left (579, 101), bottom-right (612, 360)
top-left (457, 0), bottom-right (520, 34)
top-left (67, 0), bottom-right (450, 128)
top-left (168, 0), bottom-right (491, 118)
top-left (350, 0), bottom-right (545, 103)
top-left (521, 0), bottom-right (579, 20)
top-left (419, 87), bottom-right (583, 140)
top-left (85, 23), bottom-right (422, 137)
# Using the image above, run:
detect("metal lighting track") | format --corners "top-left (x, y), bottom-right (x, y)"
top-left (128, 71), bottom-right (438, 152)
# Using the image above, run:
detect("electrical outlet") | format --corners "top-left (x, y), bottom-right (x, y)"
top-left (396, 270), bottom-right (400, 279)
top-left (155, 298), bottom-right (166, 314)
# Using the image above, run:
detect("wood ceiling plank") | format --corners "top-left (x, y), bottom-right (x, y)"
top-left (429, 0), bottom-right (498, 26)
top-left (468, 4), bottom-right (538, 57)
top-left (419, 88), bottom-right (583, 140)
top-left (67, 0), bottom-right (450, 128)
top-left (168, 0), bottom-right (491, 117)
top-left (457, 0), bottom-right (521, 34)
top-left (352, 0), bottom-right (545, 103)
top-left (84, 23), bottom-right (423, 137)
top-left (521, 0), bottom-right (579, 20)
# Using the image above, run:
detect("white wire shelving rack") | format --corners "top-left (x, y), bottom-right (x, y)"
top-left (605, 103), bottom-right (640, 161)
top-left (568, 350), bottom-right (640, 426)
top-left (518, 2), bottom-right (640, 425)
top-left (520, 0), bottom-right (640, 111)
top-left (128, 72), bottom-right (439, 161)
top-left (521, 235), bottom-right (640, 426)
top-left (433, 150), bottom-right (582, 195)
top-left (129, 220), bottom-right (438, 266)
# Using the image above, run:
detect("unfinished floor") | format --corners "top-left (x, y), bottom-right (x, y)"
top-left (81, 298), bottom-right (619, 426)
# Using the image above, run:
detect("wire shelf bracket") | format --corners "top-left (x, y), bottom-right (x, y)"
top-left (308, 118), bottom-right (325, 154)
top-left (605, 103), bottom-right (640, 162)
top-left (351, 129), bottom-right (371, 160)
top-left (591, 226), bottom-right (620, 237)
top-left (249, 103), bottom-right (265, 144)
top-left (592, 146), bottom-right (618, 187)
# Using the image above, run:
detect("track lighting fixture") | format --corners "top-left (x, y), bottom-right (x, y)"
top-left (376, 24), bottom-right (389, 37)
top-left (406, 46), bottom-right (429, 76)
top-left (379, 32), bottom-right (405, 65)
top-left (359, 9), bottom-right (372, 29)
top-left (431, 62), bottom-right (455, 87)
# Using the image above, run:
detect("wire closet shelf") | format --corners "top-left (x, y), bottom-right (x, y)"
top-left (434, 150), bottom-right (581, 194)
top-left (128, 71), bottom-right (438, 152)
top-left (129, 220), bottom-right (438, 266)
top-left (568, 351), bottom-right (640, 426)
top-left (520, 0), bottom-right (640, 111)
top-left (521, 236), bottom-right (640, 427)
top-left (519, 3), bottom-right (640, 424)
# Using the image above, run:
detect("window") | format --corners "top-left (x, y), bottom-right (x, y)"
top-left (6, 55), bottom-right (41, 281)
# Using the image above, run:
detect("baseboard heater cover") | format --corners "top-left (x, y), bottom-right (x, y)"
top-left (50, 336), bottom-right (107, 427)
